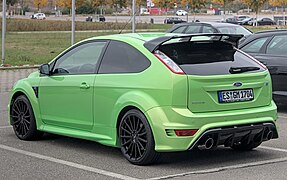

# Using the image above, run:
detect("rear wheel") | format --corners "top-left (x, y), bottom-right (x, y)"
top-left (10, 95), bottom-right (43, 140)
top-left (231, 141), bottom-right (262, 151)
top-left (119, 109), bottom-right (159, 165)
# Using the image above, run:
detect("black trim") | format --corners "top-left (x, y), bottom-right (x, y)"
top-left (189, 122), bottom-right (278, 150)
top-left (143, 33), bottom-right (244, 52)
top-left (32, 86), bottom-right (39, 98)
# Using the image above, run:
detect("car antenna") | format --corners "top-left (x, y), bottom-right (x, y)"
top-left (119, 9), bottom-right (138, 34)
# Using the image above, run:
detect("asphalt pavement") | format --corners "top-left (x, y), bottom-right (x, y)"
top-left (0, 68), bottom-right (286, 180)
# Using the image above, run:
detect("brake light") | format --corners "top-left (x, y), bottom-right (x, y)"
top-left (154, 51), bottom-right (185, 74)
top-left (174, 129), bottom-right (198, 136)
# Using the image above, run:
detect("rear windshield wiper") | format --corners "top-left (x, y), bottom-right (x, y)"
top-left (229, 66), bottom-right (260, 74)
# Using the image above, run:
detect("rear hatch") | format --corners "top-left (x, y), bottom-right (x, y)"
top-left (158, 38), bottom-right (271, 113)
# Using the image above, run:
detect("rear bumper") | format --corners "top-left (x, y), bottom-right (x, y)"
top-left (145, 101), bottom-right (278, 152)
top-left (188, 122), bottom-right (278, 150)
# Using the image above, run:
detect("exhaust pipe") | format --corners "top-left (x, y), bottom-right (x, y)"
top-left (198, 138), bottom-right (214, 150)
top-left (266, 131), bottom-right (273, 140)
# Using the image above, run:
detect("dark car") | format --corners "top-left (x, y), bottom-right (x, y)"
top-left (166, 22), bottom-right (252, 36)
top-left (164, 17), bottom-right (187, 24)
top-left (86, 15), bottom-right (105, 22)
top-left (248, 18), bottom-right (276, 26)
top-left (239, 30), bottom-right (287, 104)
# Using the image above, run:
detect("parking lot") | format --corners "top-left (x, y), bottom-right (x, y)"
top-left (0, 68), bottom-right (287, 180)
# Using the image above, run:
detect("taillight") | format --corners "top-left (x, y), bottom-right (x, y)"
top-left (174, 129), bottom-right (198, 136)
top-left (154, 50), bottom-right (185, 74)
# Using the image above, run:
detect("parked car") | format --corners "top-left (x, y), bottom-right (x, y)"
top-left (248, 18), bottom-right (276, 26)
top-left (238, 17), bottom-right (255, 25)
top-left (31, 13), bottom-right (46, 20)
top-left (225, 17), bottom-right (240, 24)
top-left (235, 15), bottom-right (250, 21)
top-left (176, 10), bottom-right (188, 16)
top-left (239, 30), bottom-right (287, 104)
top-left (9, 33), bottom-right (278, 165)
top-left (164, 17), bottom-right (187, 24)
top-left (166, 22), bottom-right (252, 37)
top-left (86, 15), bottom-right (105, 22)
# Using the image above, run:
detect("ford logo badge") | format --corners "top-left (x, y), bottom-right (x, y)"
top-left (233, 82), bottom-right (242, 87)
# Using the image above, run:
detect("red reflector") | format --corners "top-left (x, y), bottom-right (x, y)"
top-left (174, 129), bottom-right (198, 136)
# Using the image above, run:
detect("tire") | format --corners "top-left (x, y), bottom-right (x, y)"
top-left (10, 95), bottom-right (43, 140)
top-left (231, 141), bottom-right (262, 151)
top-left (119, 109), bottom-right (159, 165)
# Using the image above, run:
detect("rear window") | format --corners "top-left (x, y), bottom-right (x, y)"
top-left (158, 41), bottom-right (265, 75)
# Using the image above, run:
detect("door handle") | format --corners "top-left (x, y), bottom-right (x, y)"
top-left (80, 82), bottom-right (90, 89)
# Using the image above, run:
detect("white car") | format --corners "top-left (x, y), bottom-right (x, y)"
top-left (176, 10), bottom-right (188, 16)
top-left (31, 13), bottom-right (46, 20)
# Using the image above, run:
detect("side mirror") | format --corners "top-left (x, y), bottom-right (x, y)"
top-left (39, 64), bottom-right (50, 75)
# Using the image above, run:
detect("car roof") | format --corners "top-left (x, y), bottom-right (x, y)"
top-left (239, 30), bottom-right (287, 48)
top-left (82, 33), bottom-right (174, 43)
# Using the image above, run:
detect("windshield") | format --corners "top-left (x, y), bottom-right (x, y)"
top-left (217, 26), bottom-right (252, 36)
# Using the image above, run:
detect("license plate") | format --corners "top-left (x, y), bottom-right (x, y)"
top-left (218, 89), bottom-right (254, 103)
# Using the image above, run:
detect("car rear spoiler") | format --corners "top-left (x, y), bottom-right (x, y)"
top-left (143, 33), bottom-right (244, 52)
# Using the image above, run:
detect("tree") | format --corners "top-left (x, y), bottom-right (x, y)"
top-left (34, 0), bottom-right (48, 11)
top-left (153, 0), bottom-right (173, 14)
top-left (180, 0), bottom-right (206, 21)
top-left (269, 0), bottom-right (287, 25)
top-left (55, 0), bottom-right (85, 9)
top-left (212, 0), bottom-right (233, 19)
top-left (241, 0), bottom-right (268, 26)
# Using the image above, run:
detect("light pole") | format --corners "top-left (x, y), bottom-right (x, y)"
top-left (2, 0), bottom-right (6, 65)
top-left (71, 0), bottom-right (75, 45)
top-left (132, 0), bottom-right (136, 33)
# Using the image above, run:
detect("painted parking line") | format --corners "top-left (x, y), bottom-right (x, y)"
top-left (0, 144), bottom-right (139, 180)
top-left (0, 125), bottom-right (12, 129)
top-left (148, 157), bottom-right (287, 180)
top-left (260, 146), bottom-right (287, 153)
top-left (278, 115), bottom-right (287, 119)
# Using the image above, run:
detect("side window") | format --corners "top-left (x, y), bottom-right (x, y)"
top-left (266, 35), bottom-right (287, 55)
top-left (241, 37), bottom-right (269, 53)
top-left (202, 26), bottom-right (217, 33)
top-left (98, 41), bottom-right (151, 74)
top-left (185, 25), bottom-right (201, 34)
top-left (172, 26), bottom-right (187, 33)
top-left (53, 41), bottom-right (106, 75)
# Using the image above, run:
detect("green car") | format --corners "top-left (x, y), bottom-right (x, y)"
top-left (9, 33), bottom-right (278, 165)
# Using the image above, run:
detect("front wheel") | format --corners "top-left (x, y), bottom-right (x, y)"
top-left (10, 95), bottom-right (43, 140)
top-left (119, 109), bottom-right (159, 165)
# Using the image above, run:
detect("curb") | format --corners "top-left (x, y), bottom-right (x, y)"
top-left (0, 65), bottom-right (39, 70)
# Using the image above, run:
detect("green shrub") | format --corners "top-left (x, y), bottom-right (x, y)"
top-left (2, 19), bottom-right (169, 32)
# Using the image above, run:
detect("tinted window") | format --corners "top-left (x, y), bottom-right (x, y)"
top-left (172, 26), bottom-right (187, 33)
top-left (159, 41), bottom-right (264, 75)
top-left (99, 41), bottom-right (151, 74)
top-left (217, 26), bottom-right (251, 36)
top-left (241, 37), bottom-right (269, 53)
top-left (185, 25), bottom-right (201, 34)
top-left (202, 26), bottom-right (216, 33)
top-left (53, 41), bottom-right (106, 75)
top-left (266, 35), bottom-right (287, 55)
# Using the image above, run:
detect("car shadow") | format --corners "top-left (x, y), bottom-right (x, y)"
top-left (36, 133), bottom-right (279, 168)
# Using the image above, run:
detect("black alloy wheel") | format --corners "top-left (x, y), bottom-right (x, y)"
top-left (10, 95), bottom-right (43, 140)
top-left (119, 109), bottom-right (159, 165)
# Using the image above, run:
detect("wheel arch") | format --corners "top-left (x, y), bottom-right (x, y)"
top-left (113, 91), bottom-right (159, 146)
top-left (9, 82), bottom-right (43, 130)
